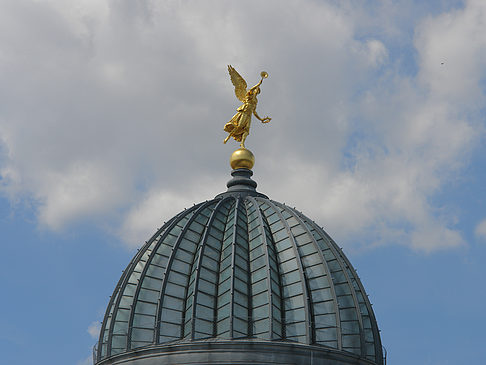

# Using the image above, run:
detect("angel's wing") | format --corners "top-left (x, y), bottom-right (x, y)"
top-left (228, 65), bottom-right (247, 102)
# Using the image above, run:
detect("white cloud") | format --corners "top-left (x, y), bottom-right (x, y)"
top-left (0, 0), bottom-right (484, 252)
top-left (475, 219), bottom-right (486, 240)
top-left (76, 355), bottom-right (92, 365)
top-left (87, 321), bottom-right (101, 340)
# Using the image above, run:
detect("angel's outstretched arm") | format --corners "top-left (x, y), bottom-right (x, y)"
top-left (253, 110), bottom-right (271, 123)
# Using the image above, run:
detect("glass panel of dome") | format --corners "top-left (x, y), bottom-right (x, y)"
top-left (310, 288), bottom-right (333, 303)
top-left (131, 328), bottom-right (153, 342)
top-left (275, 237), bottom-right (291, 251)
top-left (173, 249), bottom-right (192, 265)
top-left (283, 294), bottom-right (304, 310)
top-left (233, 269), bottom-right (247, 286)
top-left (205, 234), bottom-right (220, 250)
top-left (282, 282), bottom-right (303, 297)
top-left (281, 269), bottom-right (300, 285)
top-left (194, 330), bottom-right (211, 339)
top-left (172, 258), bottom-right (192, 275)
top-left (150, 252), bottom-right (168, 267)
top-left (110, 347), bottom-right (124, 356)
top-left (313, 300), bottom-right (334, 315)
top-left (308, 275), bottom-right (329, 290)
top-left (211, 217), bottom-right (225, 231)
top-left (341, 320), bottom-right (359, 334)
top-left (128, 271), bottom-right (141, 284)
top-left (168, 270), bottom-right (188, 286)
top-left (179, 238), bottom-right (197, 253)
top-left (249, 245), bottom-right (264, 261)
top-left (131, 341), bottom-right (151, 349)
top-left (301, 253), bottom-right (322, 267)
top-left (160, 321), bottom-right (181, 337)
top-left (265, 212), bottom-right (279, 225)
top-left (234, 289), bottom-right (249, 306)
top-left (316, 327), bottom-right (337, 342)
top-left (165, 282), bottom-right (185, 298)
top-left (304, 263), bottom-right (325, 279)
top-left (272, 227), bottom-right (288, 242)
top-left (220, 252), bottom-right (231, 268)
top-left (280, 258), bottom-right (298, 273)
top-left (252, 303), bottom-right (268, 320)
top-left (285, 322), bottom-right (306, 337)
top-left (197, 278), bottom-right (214, 295)
top-left (234, 258), bottom-right (248, 273)
top-left (251, 291), bottom-right (267, 307)
top-left (114, 308), bottom-right (130, 322)
top-left (340, 307), bottom-right (358, 320)
top-left (145, 264), bottom-right (164, 278)
top-left (132, 313), bottom-right (155, 327)
top-left (140, 276), bottom-right (161, 291)
top-left (196, 304), bottom-right (213, 320)
top-left (161, 308), bottom-right (182, 323)
top-left (163, 233), bottom-right (179, 247)
top-left (285, 308), bottom-right (305, 323)
top-left (364, 328), bottom-right (374, 342)
top-left (248, 227), bottom-right (259, 241)
top-left (362, 315), bottom-right (372, 329)
top-left (277, 246), bottom-right (293, 263)
top-left (342, 334), bottom-right (361, 349)
top-left (290, 224), bottom-right (306, 237)
top-left (203, 245), bottom-right (220, 261)
top-left (190, 221), bottom-right (205, 234)
top-left (199, 267), bottom-right (217, 283)
top-left (254, 318), bottom-right (269, 334)
top-left (197, 291), bottom-right (215, 308)
top-left (162, 294), bottom-right (183, 309)
top-left (251, 266), bottom-right (266, 282)
top-left (315, 311), bottom-right (338, 329)
top-left (333, 283), bottom-right (351, 296)
top-left (184, 229), bottom-right (201, 243)
top-left (217, 289), bottom-right (231, 305)
top-left (337, 295), bottom-right (356, 311)
top-left (119, 295), bottom-right (134, 308)
top-left (331, 270), bottom-right (347, 284)
top-left (251, 278), bottom-right (266, 295)
top-left (233, 318), bottom-right (248, 335)
top-left (135, 301), bottom-right (157, 315)
top-left (298, 242), bottom-right (317, 256)
top-left (251, 254), bottom-right (266, 270)
top-left (159, 335), bottom-right (177, 343)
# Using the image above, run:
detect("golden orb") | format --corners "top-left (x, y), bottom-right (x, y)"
top-left (261, 71), bottom-right (268, 79)
top-left (230, 148), bottom-right (255, 170)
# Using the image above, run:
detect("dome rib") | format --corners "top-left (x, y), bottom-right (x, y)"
top-left (156, 200), bottom-right (218, 343)
top-left (295, 212), bottom-right (382, 362)
top-left (125, 205), bottom-right (201, 350)
top-left (189, 197), bottom-right (232, 339)
top-left (274, 201), bottom-right (343, 349)
top-left (308, 218), bottom-right (382, 361)
top-left (228, 198), bottom-right (251, 338)
top-left (100, 206), bottom-right (196, 357)
top-left (246, 196), bottom-right (284, 340)
top-left (262, 199), bottom-right (313, 344)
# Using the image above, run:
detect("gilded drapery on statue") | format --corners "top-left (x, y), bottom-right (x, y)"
top-left (223, 65), bottom-right (271, 148)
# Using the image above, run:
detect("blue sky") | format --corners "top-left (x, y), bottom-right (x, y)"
top-left (1, 0), bottom-right (485, 364)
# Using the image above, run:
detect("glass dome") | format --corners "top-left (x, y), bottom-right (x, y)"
top-left (95, 169), bottom-right (383, 365)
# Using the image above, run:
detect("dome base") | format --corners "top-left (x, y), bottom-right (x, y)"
top-left (97, 340), bottom-right (377, 365)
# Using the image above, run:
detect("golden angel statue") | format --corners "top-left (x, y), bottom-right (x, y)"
top-left (223, 65), bottom-right (271, 148)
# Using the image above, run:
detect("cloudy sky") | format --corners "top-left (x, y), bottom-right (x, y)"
top-left (1, 0), bottom-right (485, 364)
